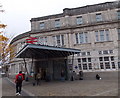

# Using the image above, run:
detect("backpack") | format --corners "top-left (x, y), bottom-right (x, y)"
top-left (17, 75), bottom-right (23, 81)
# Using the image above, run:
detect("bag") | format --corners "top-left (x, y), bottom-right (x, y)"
top-left (17, 75), bottom-right (23, 81)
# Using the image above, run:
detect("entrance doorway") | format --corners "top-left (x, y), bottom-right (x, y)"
top-left (53, 59), bottom-right (67, 80)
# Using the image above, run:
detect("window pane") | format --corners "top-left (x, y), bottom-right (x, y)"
top-left (75, 33), bottom-right (79, 44)
top-left (55, 19), bottom-right (60, 27)
top-left (111, 56), bottom-right (114, 61)
top-left (100, 63), bottom-right (104, 69)
top-left (83, 64), bottom-right (87, 70)
top-left (100, 30), bottom-right (104, 41)
top-left (99, 51), bottom-right (102, 54)
top-left (88, 63), bottom-right (92, 69)
top-left (118, 28), bottom-right (120, 40)
top-left (95, 31), bottom-right (99, 41)
top-left (52, 36), bottom-right (56, 46)
top-left (111, 62), bottom-right (115, 69)
top-left (76, 16), bottom-right (83, 24)
top-left (79, 33), bottom-right (84, 43)
top-left (44, 37), bottom-right (47, 45)
top-left (81, 52), bottom-right (86, 56)
top-left (117, 11), bottom-right (120, 20)
top-left (56, 35), bottom-right (61, 46)
top-left (103, 50), bottom-right (108, 54)
top-left (78, 64), bottom-right (82, 70)
top-left (78, 58), bottom-right (81, 63)
top-left (105, 30), bottom-right (109, 41)
top-left (88, 58), bottom-right (91, 62)
top-left (99, 57), bottom-right (103, 61)
top-left (87, 52), bottom-right (90, 56)
top-left (82, 58), bottom-right (86, 62)
top-left (105, 62), bottom-right (110, 69)
top-left (40, 22), bottom-right (44, 29)
top-left (96, 13), bottom-right (102, 22)
top-left (104, 57), bottom-right (109, 61)
top-left (109, 50), bottom-right (113, 54)
top-left (84, 32), bottom-right (88, 43)
top-left (61, 35), bottom-right (64, 46)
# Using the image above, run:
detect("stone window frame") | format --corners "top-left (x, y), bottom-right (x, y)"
top-left (76, 16), bottom-right (83, 25)
top-left (39, 22), bottom-right (45, 29)
top-left (96, 13), bottom-right (103, 22)
top-left (55, 19), bottom-right (61, 28)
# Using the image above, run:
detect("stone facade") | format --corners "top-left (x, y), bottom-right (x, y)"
top-left (9, 1), bottom-right (120, 77)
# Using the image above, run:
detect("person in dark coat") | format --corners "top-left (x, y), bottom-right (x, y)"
top-left (96, 74), bottom-right (101, 80)
top-left (79, 71), bottom-right (83, 80)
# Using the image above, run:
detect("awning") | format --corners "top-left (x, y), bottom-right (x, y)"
top-left (16, 44), bottom-right (80, 59)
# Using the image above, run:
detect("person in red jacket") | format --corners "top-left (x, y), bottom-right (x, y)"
top-left (15, 71), bottom-right (24, 96)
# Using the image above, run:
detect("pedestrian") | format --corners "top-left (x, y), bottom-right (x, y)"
top-left (61, 70), bottom-right (65, 81)
top-left (96, 74), bottom-right (101, 80)
top-left (15, 71), bottom-right (24, 96)
top-left (79, 71), bottom-right (83, 80)
top-left (71, 71), bottom-right (76, 81)
top-left (36, 72), bottom-right (41, 85)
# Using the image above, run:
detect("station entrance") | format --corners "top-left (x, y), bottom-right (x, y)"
top-left (16, 44), bottom-right (80, 81)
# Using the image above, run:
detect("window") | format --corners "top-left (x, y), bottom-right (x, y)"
top-left (118, 62), bottom-right (120, 68)
top-left (100, 63), bottom-right (104, 69)
top-left (111, 62), bottom-right (115, 69)
top-left (110, 56), bottom-right (114, 61)
top-left (82, 58), bottom-right (86, 62)
top-left (40, 22), bottom-right (44, 29)
top-left (78, 58), bottom-right (81, 63)
top-left (95, 29), bottom-right (110, 42)
top-left (100, 30), bottom-right (104, 41)
top-left (55, 19), bottom-right (60, 27)
top-left (103, 50), bottom-right (109, 54)
top-left (118, 28), bottom-right (120, 40)
top-left (75, 32), bottom-right (89, 44)
top-left (61, 35), bottom-right (64, 46)
top-left (84, 32), bottom-right (88, 43)
top-left (38, 37), bottom-right (47, 45)
top-left (95, 31), bottom-right (99, 41)
top-left (99, 51), bottom-right (102, 54)
top-left (56, 35), bottom-right (61, 46)
top-left (52, 36), bottom-right (56, 46)
top-left (109, 50), bottom-right (113, 54)
top-left (88, 58), bottom-right (91, 62)
top-left (105, 30), bottom-right (109, 41)
top-left (76, 16), bottom-right (83, 24)
top-left (96, 13), bottom-right (102, 22)
top-left (75, 33), bottom-right (79, 44)
top-left (78, 64), bottom-right (82, 70)
top-left (104, 57), bottom-right (109, 61)
top-left (83, 64), bottom-right (87, 70)
top-left (105, 62), bottom-right (110, 69)
top-left (88, 63), bottom-right (92, 69)
top-left (99, 57), bottom-right (103, 61)
top-left (117, 11), bottom-right (120, 20)
top-left (87, 52), bottom-right (90, 56)
top-left (81, 52), bottom-right (86, 56)
top-left (44, 37), bottom-right (47, 45)
top-left (52, 35), bottom-right (64, 47)
top-left (79, 33), bottom-right (84, 43)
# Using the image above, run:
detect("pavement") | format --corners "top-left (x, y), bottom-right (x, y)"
top-left (1, 71), bottom-right (119, 97)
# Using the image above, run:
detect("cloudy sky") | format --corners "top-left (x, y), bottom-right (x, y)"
top-left (1, 0), bottom-right (115, 38)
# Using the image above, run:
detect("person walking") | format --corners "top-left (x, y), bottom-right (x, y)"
top-left (79, 71), bottom-right (83, 80)
top-left (61, 70), bottom-right (65, 81)
top-left (36, 72), bottom-right (41, 85)
top-left (15, 71), bottom-right (24, 96)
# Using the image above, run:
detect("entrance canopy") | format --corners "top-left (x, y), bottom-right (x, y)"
top-left (16, 44), bottom-right (80, 59)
